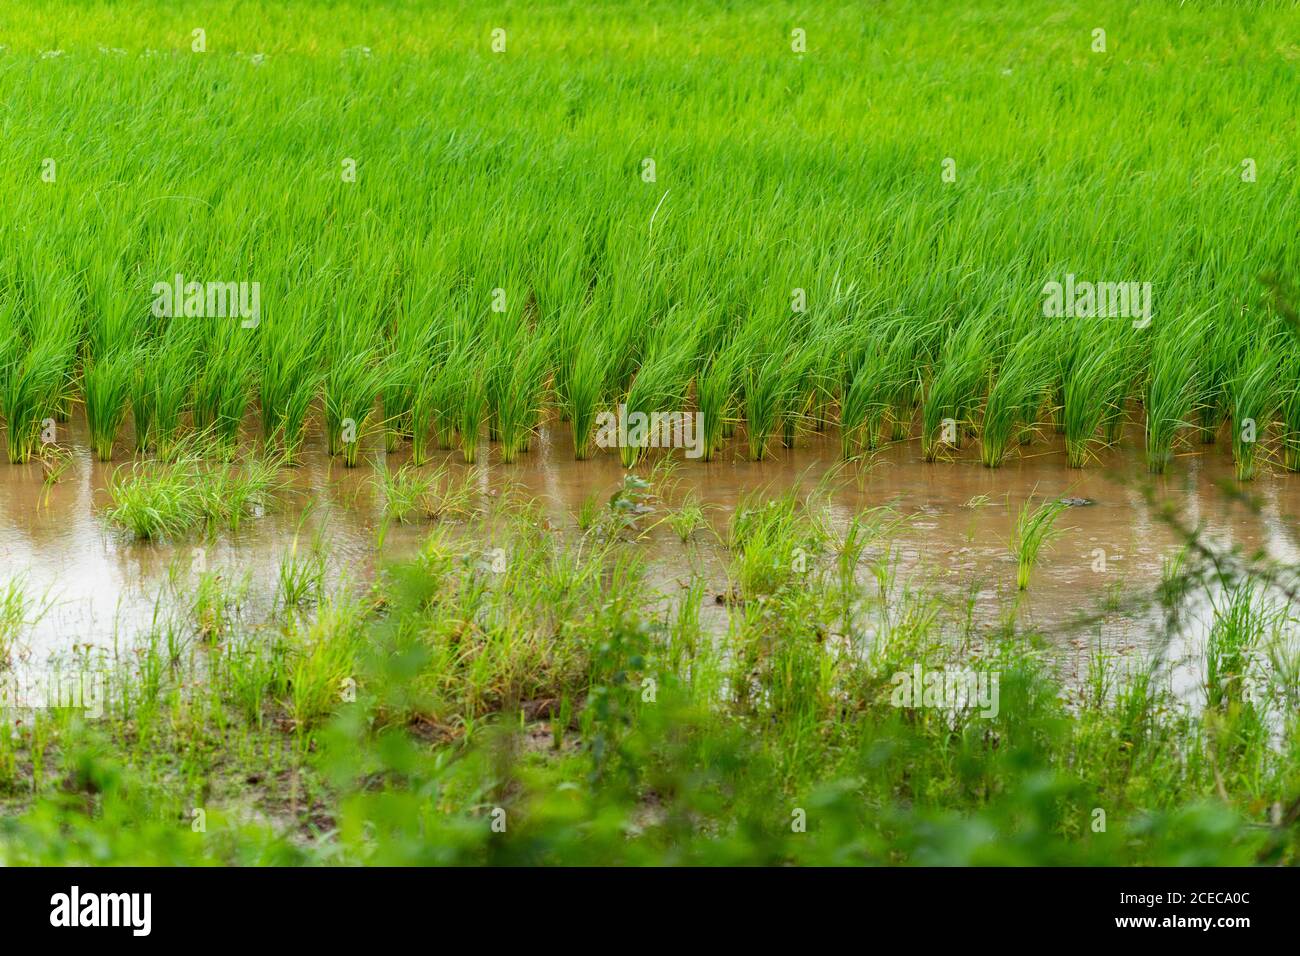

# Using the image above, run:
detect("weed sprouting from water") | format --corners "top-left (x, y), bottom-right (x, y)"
top-left (1012, 496), bottom-right (1068, 591)
top-left (105, 452), bottom-right (283, 540)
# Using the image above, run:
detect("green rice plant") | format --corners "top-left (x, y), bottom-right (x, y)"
top-left (81, 261), bottom-right (140, 461)
top-left (260, 312), bottom-right (322, 464)
top-left (1157, 545), bottom-right (1190, 615)
top-left (575, 491), bottom-right (602, 532)
top-left (0, 576), bottom-right (51, 667)
top-left (481, 288), bottom-right (531, 446)
top-left (0, 3), bottom-right (1287, 497)
top-left (727, 488), bottom-right (828, 598)
top-left (494, 332), bottom-right (551, 464)
top-left (740, 347), bottom-right (804, 463)
top-left (834, 508), bottom-right (895, 630)
top-left (148, 335), bottom-right (197, 458)
top-left (105, 452), bottom-right (280, 539)
top-left (26, 265), bottom-right (84, 425)
top-left (778, 340), bottom-right (819, 450)
top-left (1228, 339), bottom-right (1281, 481)
top-left (1011, 497), bottom-right (1068, 591)
top-left (836, 511), bottom-right (874, 596)
top-left (1262, 617), bottom-right (1300, 715)
top-left (409, 372), bottom-right (439, 466)
top-left (192, 328), bottom-right (255, 458)
top-left (982, 334), bottom-right (1051, 468)
top-left (806, 356), bottom-right (837, 435)
top-left (82, 350), bottom-right (135, 461)
top-left (224, 634), bottom-right (284, 728)
top-left (412, 355), bottom-right (467, 459)
top-left (885, 323), bottom-right (931, 444)
top-left (1192, 319), bottom-right (1236, 444)
top-left (739, 354), bottom-right (781, 462)
top-left (1205, 583), bottom-right (1268, 711)
top-left (188, 568), bottom-right (249, 642)
top-left (1101, 374), bottom-right (1133, 446)
top-left (1279, 351), bottom-right (1300, 472)
top-left (561, 338), bottom-right (608, 461)
top-left (128, 315), bottom-right (196, 456)
top-left (1, 334), bottom-right (70, 464)
top-left (921, 319), bottom-right (989, 462)
top-left (195, 455), bottom-right (283, 533)
top-left (276, 524), bottom-right (329, 615)
top-left (1062, 329), bottom-right (1132, 468)
top-left (838, 318), bottom-right (923, 458)
top-left (2, 3), bottom-right (1300, 868)
top-left (128, 360), bottom-right (157, 455)
top-left (1046, 328), bottom-right (1081, 438)
top-left (804, 294), bottom-right (861, 435)
top-left (457, 368), bottom-right (489, 465)
top-left (547, 303), bottom-right (588, 426)
top-left (838, 345), bottom-right (883, 459)
top-left (620, 338), bottom-right (694, 468)
top-left (695, 345), bottom-right (738, 463)
top-left (38, 443), bottom-right (74, 505)
top-left (428, 468), bottom-right (479, 521)
top-left (285, 594), bottom-right (365, 738)
top-left (324, 345), bottom-right (388, 468)
top-left (382, 337), bottom-right (424, 455)
top-left (1144, 326), bottom-right (1198, 474)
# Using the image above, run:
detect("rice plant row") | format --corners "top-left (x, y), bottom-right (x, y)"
top-left (0, 1), bottom-right (1296, 479)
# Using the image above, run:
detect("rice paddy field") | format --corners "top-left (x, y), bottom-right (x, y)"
top-left (1, 0), bottom-right (1299, 872)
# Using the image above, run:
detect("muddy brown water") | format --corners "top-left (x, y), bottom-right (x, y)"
top-left (3, 412), bottom-right (1299, 694)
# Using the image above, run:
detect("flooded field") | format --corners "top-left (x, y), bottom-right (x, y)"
top-left (5, 411), bottom-right (1298, 696)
